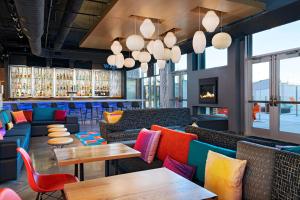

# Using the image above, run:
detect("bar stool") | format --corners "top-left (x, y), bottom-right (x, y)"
top-left (102, 102), bottom-right (113, 112)
top-left (68, 102), bottom-right (83, 120)
top-left (32, 103), bottom-right (38, 109)
top-left (131, 101), bottom-right (140, 109)
top-left (51, 102), bottom-right (58, 108)
top-left (84, 102), bottom-right (100, 124)
top-left (116, 102), bottom-right (126, 110)
top-left (11, 103), bottom-right (19, 111)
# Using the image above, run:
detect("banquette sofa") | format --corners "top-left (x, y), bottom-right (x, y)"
top-left (0, 108), bottom-right (79, 182)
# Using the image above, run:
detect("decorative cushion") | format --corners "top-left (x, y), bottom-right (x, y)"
top-left (23, 110), bottom-right (33, 122)
top-left (54, 110), bottom-right (67, 121)
top-left (33, 108), bottom-right (57, 121)
top-left (205, 151), bottom-right (247, 200)
top-left (163, 156), bottom-right (195, 180)
top-left (0, 127), bottom-right (6, 138)
top-left (188, 140), bottom-right (236, 184)
top-left (191, 122), bottom-right (199, 127)
top-left (134, 128), bottom-right (161, 163)
top-left (0, 121), bottom-right (2, 128)
top-left (280, 146), bottom-right (300, 154)
top-left (11, 111), bottom-right (27, 124)
top-left (237, 141), bottom-right (277, 200)
top-left (6, 122), bottom-right (14, 131)
top-left (1, 111), bottom-right (11, 124)
top-left (151, 125), bottom-right (198, 164)
top-left (103, 110), bottom-right (123, 124)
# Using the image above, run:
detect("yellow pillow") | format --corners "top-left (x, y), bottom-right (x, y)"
top-left (6, 122), bottom-right (14, 130)
top-left (204, 151), bottom-right (247, 200)
top-left (103, 111), bottom-right (123, 124)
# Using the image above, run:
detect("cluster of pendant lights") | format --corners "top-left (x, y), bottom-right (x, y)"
top-left (107, 10), bottom-right (232, 72)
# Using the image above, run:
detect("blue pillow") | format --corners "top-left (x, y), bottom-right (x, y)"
top-left (33, 108), bottom-right (58, 121)
top-left (188, 140), bottom-right (236, 184)
top-left (0, 110), bottom-right (11, 124)
top-left (281, 146), bottom-right (300, 154)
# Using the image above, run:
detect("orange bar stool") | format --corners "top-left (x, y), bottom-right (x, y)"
top-left (0, 188), bottom-right (21, 200)
top-left (17, 148), bottom-right (78, 200)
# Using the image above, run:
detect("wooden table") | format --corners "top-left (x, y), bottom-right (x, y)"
top-left (54, 143), bottom-right (141, 181)
top-left (64, 168), bottom-right (217, 200)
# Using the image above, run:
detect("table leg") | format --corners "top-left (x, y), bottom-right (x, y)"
top-left (74, 164), bottom-right (78, 178)
top-left (115, 159), bottom-right (119, 175)
top-left (105, 160), bottom-right (109, 177)
top-left (80, 163), bottom-right (84, 181)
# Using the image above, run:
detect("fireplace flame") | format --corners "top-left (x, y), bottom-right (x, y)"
top-left (200, 92), bottom-right (215, 99)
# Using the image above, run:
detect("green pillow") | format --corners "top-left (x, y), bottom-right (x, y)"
top-left (281, 146), bottom-right (300, 154)
top-left (188, 140), bottom-right (236, 184)
top-left (33, 108), bottom-right (58, 121)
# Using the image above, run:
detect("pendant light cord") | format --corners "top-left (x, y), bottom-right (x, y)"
top-left (220, 12), bottom-right (223, 32)
top-left (198, 7), bottom-right (201, 31)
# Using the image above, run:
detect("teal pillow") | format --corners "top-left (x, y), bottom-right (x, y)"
top-left (33, 108), bottom-right (58, 121)
top-left (188, 140), bottom-right (236, 184)
top-left (1, 111), bottom-right (11, 124)
top-left (281, 146), bottom-right (300, 154)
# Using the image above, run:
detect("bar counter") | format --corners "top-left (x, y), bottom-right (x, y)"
top-left (3, 99), bottom-right (143, 104)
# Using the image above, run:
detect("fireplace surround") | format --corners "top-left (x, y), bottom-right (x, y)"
top-left (199, 77), bottom-right (218, 104)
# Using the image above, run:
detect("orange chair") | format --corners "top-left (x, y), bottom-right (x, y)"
top-left (252, 103), bottom-right (260, 120)
top-left (17, 148), bottom-right (78, 200)
top-left (0, 188), bottom-right (21, 200)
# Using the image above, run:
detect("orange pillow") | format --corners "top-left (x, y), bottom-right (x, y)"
top-left (11, 111), bottom-right (27, 124)
top-left (151, 125), bottom-right (198, 163)
top-left (103, 110), bottom-right (123, 124)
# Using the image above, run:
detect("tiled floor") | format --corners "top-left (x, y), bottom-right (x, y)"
top-left (0, 121), bottom-right (105, 200)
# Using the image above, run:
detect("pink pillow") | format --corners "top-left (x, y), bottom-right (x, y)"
top-left (23, 110), bottom-right (33, 122)
top-left (11, 111), bottom-right (27, 124)
top-left (134, 128), bottom-right (161, 164)
top-left (163, 156), bottom-right (196, 180)
top-left (0, 127), bottom-right (5, 139)
top-left (54, 110), bottom-right (67, 121)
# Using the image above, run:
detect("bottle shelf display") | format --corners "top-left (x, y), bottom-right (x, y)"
top-left (9, 66), bottom-right (122, 98)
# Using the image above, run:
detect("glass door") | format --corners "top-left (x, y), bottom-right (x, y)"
top-left (172, 73), bottom-right (187, 108)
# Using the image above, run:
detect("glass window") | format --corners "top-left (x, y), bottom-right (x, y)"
top-left (126, 79), bottom-right (137, 99)
top-left (174, 54), bottom-right (187, 71)
top-left (154, 63), bottom-right (160, 76)
top-left (252, 20), bottom-right (300, 56)
top-left (205, 46), bottom-right (227, 69)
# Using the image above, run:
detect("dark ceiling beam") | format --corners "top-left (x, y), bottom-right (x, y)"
top-left (56, 9), bottom-right (101, 17)
top-left (85, 0), bottom-right (108, 4)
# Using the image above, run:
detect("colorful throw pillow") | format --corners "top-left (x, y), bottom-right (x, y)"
top-left (0, 127), bottom-right (6, 138)
top-left (163, 156), bottom-right (196, 180)
top-left (54, 110), bottom-right (67, 121)
top-left (134, 128), bottom-right (161, 163)
top-left (1, 111), bottom-right (10, 124)
top-left (33, 108), bottom-right (57, 121)
top-left (103, 111), bottom-right (123, 124)
top-left (6, 122), bottom-right (14, 131)
top-left (191, 122), bottom-right (199, 127)
top-left (23, 110), bottom-right (33, 122)
top-left (11, 111), bottom-right (27, 124)
top-left (205, 151), bottom-right (247, 200)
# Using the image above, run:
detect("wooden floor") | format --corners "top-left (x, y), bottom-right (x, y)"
top-left (0, 121), bottom-right (106, 200)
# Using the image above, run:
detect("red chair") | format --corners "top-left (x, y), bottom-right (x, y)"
top-left (0, 188), bottom-right (21, 200)
top-left (17, 148), bottom-right (78, 200)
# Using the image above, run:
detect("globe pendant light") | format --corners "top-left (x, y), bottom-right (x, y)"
top-left (141, 62), bottom-right (148, 73)
top-left (147, 40), bottom-right (155, 54)
top-left (163, 32), bottom-right (177, 48)
top-left (157, 59), bottom-right (166, 69)
top-left (132, 51), bottom-right (140, 60)
top-left (124, 58), bottom-right (135, 68)
top-left (107, 55), bottom-right (116, 66)
top-left (115, 53), bottom-right (124, 68)
top-left (193, 31), bottom-right (206, 54)
top-left (171, 45), bottom-right (181, 63)
top-left (212, 13), bottom-right (232, 49)
top-left (163, 48), bottom-right (171, 60)
top-left (153, 39), bottom-right (164, 60)
top-left (138, 51), bottom-right (151, 63)
top-left (111, 41), bottom-right (122, 54)
top-left (140, 18), bottom-right (155, 39)
top-left (126, 34), bottom-right (144, 51)
top-left (202, 11), bottom-right (219, 32)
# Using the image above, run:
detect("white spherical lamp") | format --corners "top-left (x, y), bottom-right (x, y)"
top-left (193, 31), bottom-right (206, 54)
top-left (124, 58), bottom-right (135, 68)
top-left (141, 62), bottom-right (148, 73)
top-left (107, 55), bottom-right (116, 66)
top-left (132, 51), bottom-right (140, 60)
top-left (163, 32), bottom-right (177, 48)
top-left (153, 39), bottom-right (165, 60)
top-left (171, 45), bottom-right (181, 63)
top-left (212, 32), bottom-right (232, 49)
top-left (140, 18), bottom-right (155, 39)
top-left (115, 53), bottom-right (124, 68)
top-left (202, 11), bottom-right (220, 32)
top-left (138, 51), bottom-right (151, 63)
top-left (147, 40), bottom-right (155, 54)
top-left (163, 48), bottom-right (172, 60)
top-left (111, 41), bottom-right (122, 54)
top-left (157, 59), bottom-right (166, 69)
top-left (126, 34), bottom-right (145, 51)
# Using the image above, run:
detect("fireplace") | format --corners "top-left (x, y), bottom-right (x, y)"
top-left (199, 77), bottom-right (218, 104)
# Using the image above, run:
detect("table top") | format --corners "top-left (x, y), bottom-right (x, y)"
top-left (64, 168), bottom-right (217, 200)
top-left (54, 143), bottom-right (141, 166)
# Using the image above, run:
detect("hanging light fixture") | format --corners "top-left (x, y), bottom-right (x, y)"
top-left (111, 41), bottom-right (122, 54)
top-left (138, 51), bottom-right (151, 63)
top-left (193, 7), bottom-right (206, 54)
top-left (126, 17), bottom-right (145, 51)
top-left (171, 45), bottom-right (181, 63)
top-left (140, 18), bottom-right (155, 39)
top-left (132, 51), bottom-right (140, 60)
top-left (141, 62), bottom-right (148, 73)
top-left (115, 53), bottom-right (124, 68)
top-left (147, 40), bottom-right (155, 54)
top-left (153, 39), bottom-right (164, 60)
top-left (202, 11), bottom-right (219, 32)
top-left (157, 59), bottom-right (166, 69)
top-left (124, 58), bottom-right (135, 68)
top-left (212, 13), bottom-right (232, 49)
top-left (163, 32), bottom-right (177, 48)
top-left (163, 48), bottom-right (172, 60)
top-left (107, 55), bottom-right (116, 66)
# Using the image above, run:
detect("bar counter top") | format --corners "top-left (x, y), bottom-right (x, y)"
top-left (3, 99), bottom-right (143, 104)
